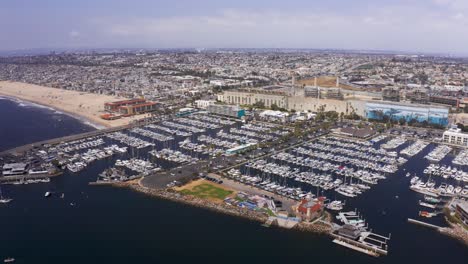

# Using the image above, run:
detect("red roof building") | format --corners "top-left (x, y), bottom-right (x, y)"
top-left (104, 98), bottom-right (157, 116)
top-left (295, 199), bottom-right (323, 222)
top-left (104, 98), bottom-right (147, 111)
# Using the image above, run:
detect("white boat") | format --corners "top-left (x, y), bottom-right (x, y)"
top-left (419, 201), bottom-right (436, 209)
top-left (44, 192), bottom-right (51, 197)
top-left (327, 200), bottom-right (344, 211)
top-left (0, 188), bottom-right (12, 204)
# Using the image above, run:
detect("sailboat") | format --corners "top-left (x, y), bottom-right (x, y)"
top-left (0, 187), bottom-right (13, 204)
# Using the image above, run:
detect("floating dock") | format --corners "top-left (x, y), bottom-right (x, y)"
top-left (331, 233), bottom-right (389, 257)
top-left (332, 239), bottom-right (380, 257)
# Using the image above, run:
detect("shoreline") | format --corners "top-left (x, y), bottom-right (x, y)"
top-left (0, 94), bottom-right (106, 130)
top-left (106, 180), bottom-right (333, 235)
top-left (0, 81), bottom-right (148, 129)
top-left (441, 218), bottom-right (468, 247)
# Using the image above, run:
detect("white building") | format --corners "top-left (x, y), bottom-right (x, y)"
top-left (194, 100), bottom-right (215, 109)
top-left (443, 126), bottom-right (468, 146)
top-left (259, 110), bottom-right (290, 123)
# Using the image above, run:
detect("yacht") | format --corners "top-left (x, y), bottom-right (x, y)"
top-left (327, 200), bottom-right (344, 211)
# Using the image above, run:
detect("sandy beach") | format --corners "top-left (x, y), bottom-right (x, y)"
top-left (0, 81), bottom-right (150, 128)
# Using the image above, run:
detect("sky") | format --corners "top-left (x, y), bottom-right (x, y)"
top-left (1, 0), bottom-right (468, 54)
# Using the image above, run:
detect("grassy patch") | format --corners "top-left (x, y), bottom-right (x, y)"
top-left (180, 183), bottom-right (233, 200)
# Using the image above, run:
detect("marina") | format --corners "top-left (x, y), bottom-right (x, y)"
top-left (1, 106), bottom-right (468, 260)
top-left (400, 140), bottom-right (429, 157)
top-left (425, 145), bottom-right (452, 162)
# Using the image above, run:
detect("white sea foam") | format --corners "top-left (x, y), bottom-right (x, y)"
top-left (1, 96), bottom-right (105, 130)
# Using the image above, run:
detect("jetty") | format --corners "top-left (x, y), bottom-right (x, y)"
top-left (407, 218), bottom-right (444, 230)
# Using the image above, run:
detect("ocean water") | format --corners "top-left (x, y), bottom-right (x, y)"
top-left (0, 98), bottom-right (467, 263)
top-left (0, 97), bottom-right (95, 151)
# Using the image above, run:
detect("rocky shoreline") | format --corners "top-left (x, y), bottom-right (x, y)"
top-left (294, 221), bottom-right (333, 234)
top-left (129, 184), bottom-right (269, 224)
top-left (108, 182), bottom-right (334, 235)
top-left (440, 218), bottom-right (468, 247)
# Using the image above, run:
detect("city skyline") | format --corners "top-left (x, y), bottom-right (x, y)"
top-left (2, 0), bottom-right (468, 55)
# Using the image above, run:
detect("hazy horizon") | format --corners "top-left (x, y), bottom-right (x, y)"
top-left (2, 0), bottom-right (468, 55)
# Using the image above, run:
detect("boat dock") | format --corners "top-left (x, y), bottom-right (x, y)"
top-left (331, 232), bottom-right (389, 257)
top-left (407, 218), bottom-right (443, 230)
top-left (0, 172), bottom-right (61, 184)
top-left (332, 239), bottom-right (380, 257)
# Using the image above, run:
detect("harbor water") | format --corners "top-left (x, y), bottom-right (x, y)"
top-left (0, 97), bottom-right (467, 263)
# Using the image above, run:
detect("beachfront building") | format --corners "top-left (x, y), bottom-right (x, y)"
top-left (442, 126), bottom-right (468, 146)
top-left (104, 98), bottom-right (157, 116)
top-left (118, 101), bottom-right (157, 116)
top-left (104, 99), bottom-right (146, 112)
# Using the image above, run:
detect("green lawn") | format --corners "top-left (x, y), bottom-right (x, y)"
top-left (181, 183), bottom-right (233, 200)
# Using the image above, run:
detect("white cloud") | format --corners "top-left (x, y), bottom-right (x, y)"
top-left (69, 30), bottom-right (80, 38)
top-left (89, 7), bottom-right (468, 53)
top-left (433, 0), bottom-right (468, 10)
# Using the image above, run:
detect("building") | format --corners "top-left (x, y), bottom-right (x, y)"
top-left (176, 107), bottom-right (198, 117)
top-left (429, 96), bottom-right (459, 108)
top-left (226, 143), bottom-right (257, 155)
top-left (258, 110), bottom-right (290, 123)
top-left (207, 104), bottom-right (245, 118)
top-left (217, 89), bottom-right (366, 116)
top-left (104, 98), bottom-right (157, 116)
top-left (217, 90), bottom-right (288, 109)
top-left (325, 88), bottom-right (344, 100)
top-left (194, 100), bottom-right (216, 109)
top-left (104, 98), bottom-right (146, 112)
top-left (294, 199), bottom-right (323, 222)
top-left (337, 224), bottom-right (362, 240)
top-left (2, 163), bottom-right (29, 176)
top-left (304, 87), bottom-right (321, 98)
top-left (442, 126), bottom-right (468, 146)
top-left (118, 101), bottom-right (157, 116)
top-left (405, 90), bottom-right (429, 104)
top-left (454, 199), bottom-right (468, 225)
top-left (366, 102), bottom-right (449, 127)
top-left (382, 88), bottom-right (400, 102)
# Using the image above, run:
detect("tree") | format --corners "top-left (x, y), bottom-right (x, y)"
top-left (270, 103), bottom-right (280, 111)
top-left (252, 101), bottom-right (265, 109)
top-left (399, 117), bottom-right (406, 126)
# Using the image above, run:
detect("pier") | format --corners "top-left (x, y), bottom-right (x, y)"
top-left (407, 218), bottom-right (444, 230)
top-left (0, 172), bottom-right (61, 184)
top-left (332, 239), bottom-right (380, 257)
top-left (0, 124), bottom-right (131, 157)
top-left (331, 232), bottom-right (389, 257)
